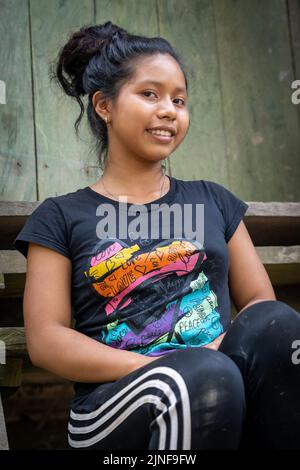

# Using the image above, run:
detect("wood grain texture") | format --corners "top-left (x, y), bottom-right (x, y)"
top-left (288, 0), bottom-right (300, 79)
top-left (0, 0), bottom-right (35, 201)
top-left (0, 358), bottom-right (23, 387)
top-left (1, 0), bottom-right (299, 203)
top-left (0, 394), bottom-right (9, 449)
top-left (0, 327), bottom-right (26, 357)
top-left (30, 0), bottom-right (95, 200)
top-left (214, 0), bottom-right (300, 201)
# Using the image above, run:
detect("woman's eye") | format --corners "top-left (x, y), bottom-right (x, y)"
top-left (142, 91), bottom-right (185, 106)
top-left (142, 91), bottom-right (156, 98)
top-left (174, 98), bottom-right (185, 106)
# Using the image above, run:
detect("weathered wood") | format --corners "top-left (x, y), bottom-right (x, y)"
top-left (21, 367), bottom-right (70, 386)
top-left (214, 0), bottom-right (300, 201)
top-left (245, 217), bottom-right (300, 247)
top-left (0, 232), bottom-right (28, 296)
top-left (1, 0), bottom-right (299, 203)
top-left (0, 201), bottom-right (38, 250)
top-left (274, 284), bottom-right (300, 313)
top-left (256, 245), bottom-right (300, 264)
top-left (3, 382), bottom-right (73, 424)
top-left (0, 274), bottom-right (4, 290)
top-left (0, 393), bottom-right (9, 450)
top-left (0, 250), bottom-right (26, 274)
top-left (0, 358), bottom-right (23, 387)
top-left (264, 264), bottom-right (300, 286)
top-left (0, 297), bottom-right (24, 326)
top-left (0, 218), bottom-right (33, 250)
top-left (0, 201), bottom-right (39, 216)
top-left (0, 273), bottom-right (26, 299)
top-left (0, 328), bottom-right (27, 358)
top-left (30, 0), bottom-right (95, 200)
top-left (246, 203), bottom-right (300, 246)
top-left (0, 0), bottom-right (35, 203)
top-left (256, 246), bottom-right (300, 286)
top-left (288, 0), bottom-right (300, 80)
top-left (245, 202), bottom-right (300, 217)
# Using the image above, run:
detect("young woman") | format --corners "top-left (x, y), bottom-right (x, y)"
top-left (14, 21), bottom-right (300, 450)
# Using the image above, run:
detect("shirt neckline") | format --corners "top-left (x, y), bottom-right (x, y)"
top-left (82, 175), bottom-right (176, 212)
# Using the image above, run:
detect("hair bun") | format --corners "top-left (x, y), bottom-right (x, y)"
top-left (100, 21), bottom-right (128, 40)
top-left (53, 21), bottom-right (128, 98)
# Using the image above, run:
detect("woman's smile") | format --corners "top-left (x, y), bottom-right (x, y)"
top-left (145, 129), bottom-right (175, 144)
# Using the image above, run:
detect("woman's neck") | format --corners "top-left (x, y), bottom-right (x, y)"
top-left (91, 162), bottom-right (169, 204)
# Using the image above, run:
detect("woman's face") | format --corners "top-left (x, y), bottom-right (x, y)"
top-left (105, 53), bottom-right (190, 166)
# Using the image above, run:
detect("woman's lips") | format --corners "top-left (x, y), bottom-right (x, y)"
top-left (146, 130), bottom-right (174, 144)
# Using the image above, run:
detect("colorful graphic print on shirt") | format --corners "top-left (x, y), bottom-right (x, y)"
top-left (84, 238), bottom-right (223, 356)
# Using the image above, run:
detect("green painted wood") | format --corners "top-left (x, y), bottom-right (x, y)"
top-left (0, 393), bottom-right (9, 449)
top-left (288, 0), bottom-right (300, 80)
top-left (29, 0), bottom-right (95, 200)
top-left (95, 0), bottom-right (159, 38)
top-left (158, 0), bottom-right (229, 186)
top-left (0, 0), bottom-right (36, 201)
top-left (288, 0), bottom-right (300, 132)
top-left (1, 0), bottom-right (299, 202)
top-left (214, 0), bottom-right (300, 201)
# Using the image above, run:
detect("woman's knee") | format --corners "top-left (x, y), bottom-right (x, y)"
top-left (194, 350), bottom-right (245, 407)
top-left (233, 300), bottom-right (300, 336)
top-left (157, 348), bottom-right (246, 412)
top-left (221, 300), bottom-right (300, 366)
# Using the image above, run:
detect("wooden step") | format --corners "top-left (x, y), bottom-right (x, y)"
top-left (244, 202), bottom-right (300, 246)
top-left (0, 201), bottom-right (39, 250)
top-left (1, 201), bottom-right (300, 248)
top-left (256, 246), bottom-right (300, 285)
top-left (0, 327), bottom-right (27, 358)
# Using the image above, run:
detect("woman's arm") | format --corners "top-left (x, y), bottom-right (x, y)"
top-left (227, 220), bottom-right (276, 314)
top-left (204, 220), bottom-right (276, 351)
top-left (24, 243), bottom-right (158, 383)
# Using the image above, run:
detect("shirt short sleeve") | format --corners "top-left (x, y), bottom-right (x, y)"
top-left (13, 197), bottom-right (71, 259)
top-left (207, 181), bottom-right (249, 243)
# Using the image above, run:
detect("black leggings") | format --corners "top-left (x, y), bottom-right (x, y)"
top-left (68, 300), bottom-right (300, 450)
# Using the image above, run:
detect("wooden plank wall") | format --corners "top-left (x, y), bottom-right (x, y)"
top-left (0, 0), bottom-right (35, 201)
top-left (0, 0), bottom-right (299, 202)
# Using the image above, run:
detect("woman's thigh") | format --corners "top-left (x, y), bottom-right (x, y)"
top-left (219, 299), bottom-right (300, 381)
top-left (68, 347), bottom-right (246, 450)
top-left (219, 299), bottom-right (300, 449)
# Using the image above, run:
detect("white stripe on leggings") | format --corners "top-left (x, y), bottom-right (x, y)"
top-left (69, 379), bottom-right (177, 449)
top-left (69, 379), bottom-right (175, 434)
top-left (68, 366), bottom-right (191, 450)
top-left (69, 395), bottom-right (167, 449)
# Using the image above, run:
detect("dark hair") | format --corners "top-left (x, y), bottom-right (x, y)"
top-left (50, 21), bottom-right (189, 171)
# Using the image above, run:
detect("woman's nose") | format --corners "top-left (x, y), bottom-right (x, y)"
top-left (157, 98), bottom-right (177, 118)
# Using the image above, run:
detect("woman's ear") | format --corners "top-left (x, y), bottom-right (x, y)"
top-left (92, 91), bottom-right (111, 121)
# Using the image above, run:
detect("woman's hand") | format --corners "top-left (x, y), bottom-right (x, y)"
top-left (203, 332), bottom-right (227, 351)
top-left (127, 354), bottom-right (162, 374)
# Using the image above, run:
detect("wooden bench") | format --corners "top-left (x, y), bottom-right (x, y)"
top-left (0, 200), bottom-right (300, 449)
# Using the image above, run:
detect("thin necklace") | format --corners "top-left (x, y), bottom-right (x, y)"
top-left (100, 168), bottom-right (167, 204)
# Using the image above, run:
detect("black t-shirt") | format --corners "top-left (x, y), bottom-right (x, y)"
top-left (14, 176), bottom-right (248, 392)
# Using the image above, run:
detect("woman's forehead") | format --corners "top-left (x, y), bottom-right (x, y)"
top-left (128, 55), bottom-right (187, 90)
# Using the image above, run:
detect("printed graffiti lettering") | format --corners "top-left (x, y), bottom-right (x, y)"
top-left (116, 272), bottom-right (137, 291)
top-left (178, 318), bottom-right (201, 332)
